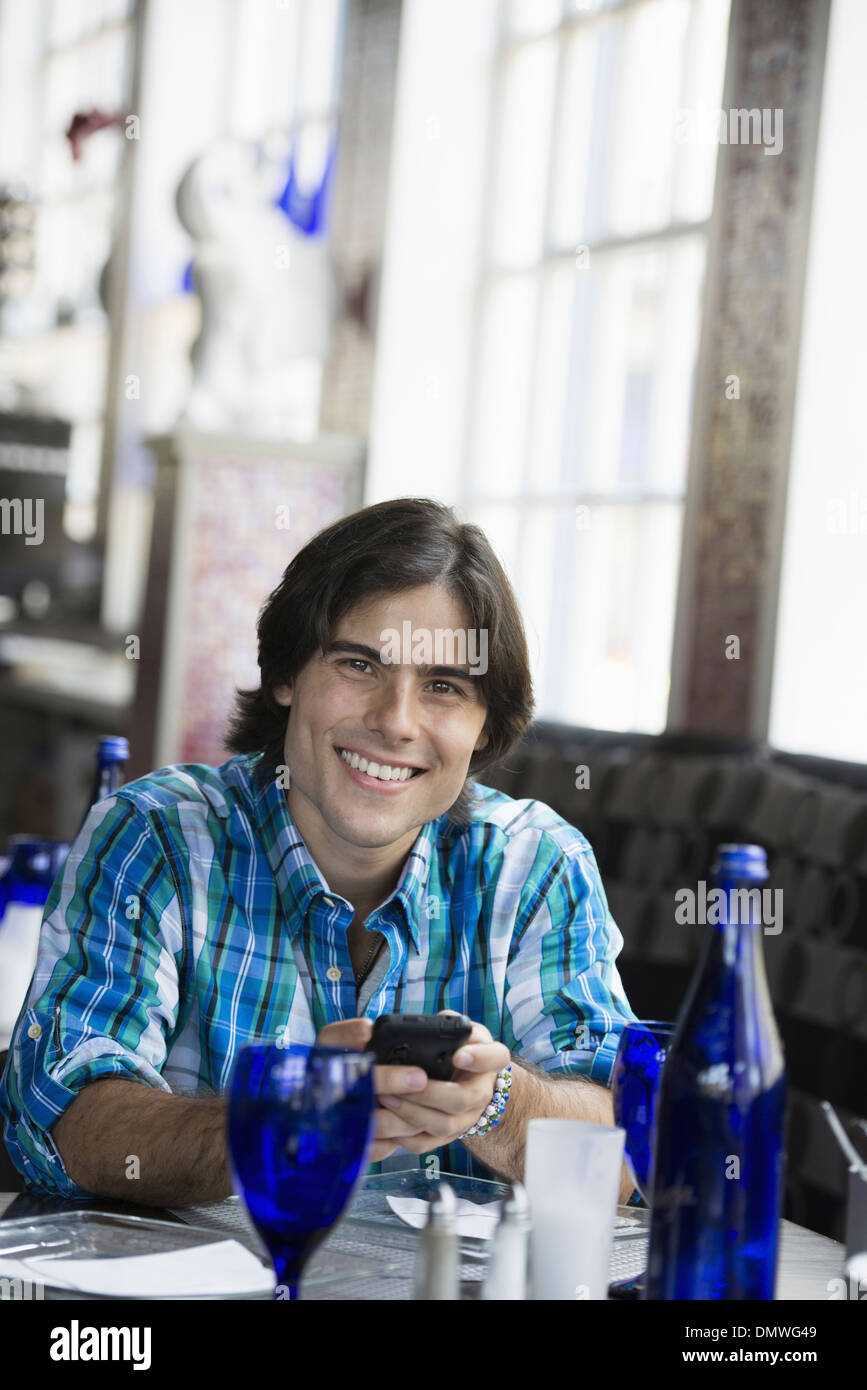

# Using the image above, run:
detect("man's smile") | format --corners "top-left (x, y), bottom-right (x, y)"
top-left (334, 744), bottom-right (428, 791)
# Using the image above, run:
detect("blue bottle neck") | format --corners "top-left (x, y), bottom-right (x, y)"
top-left (91, 760), bottom-right (125, 800)
top-left (701, 873), bottom-right (768, 952)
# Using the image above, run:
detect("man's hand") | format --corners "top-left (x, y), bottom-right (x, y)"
top-left (315, 1017), bottom-right (428, 1162)
top-left (316, 1013), bottom-right (510, 1163)
top-left (378, 1011), bottom-right (511, 1155)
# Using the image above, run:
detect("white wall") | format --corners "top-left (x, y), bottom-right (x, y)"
top-left (769, 0), bottom-right (867, 762)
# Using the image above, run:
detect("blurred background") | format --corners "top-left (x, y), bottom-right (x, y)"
top-left (0, 0), bottom-right (864, 1239)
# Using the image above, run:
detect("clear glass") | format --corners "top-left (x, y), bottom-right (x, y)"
top-left (227, 1043), bottom-right (376, 1300)
top-left (524, 1117), bottom-right (625, 1300)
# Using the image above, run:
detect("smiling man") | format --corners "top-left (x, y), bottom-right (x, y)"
top-left (0, 497), bottom-right (638, 1205)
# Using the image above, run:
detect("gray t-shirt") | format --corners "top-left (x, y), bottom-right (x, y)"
top-left (357, 945), bottom-right (419, 1172)
top-left (356, 943), bottom-right (391, 1016)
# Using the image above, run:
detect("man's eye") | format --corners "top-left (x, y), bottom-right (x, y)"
top-left (339, 661), bottom-right (464, 696)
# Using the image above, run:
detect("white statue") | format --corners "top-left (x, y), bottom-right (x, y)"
top-left (175, 134), bottom-right (339, 438)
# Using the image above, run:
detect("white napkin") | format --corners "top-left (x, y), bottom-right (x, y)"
top-left (386, 1194), bottom-right (502, 1239)
top-left (0, 1239), bottom-right (273, 1297)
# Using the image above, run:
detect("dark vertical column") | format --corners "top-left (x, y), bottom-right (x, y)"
top-left (319, 0), bottom-right (404, 439)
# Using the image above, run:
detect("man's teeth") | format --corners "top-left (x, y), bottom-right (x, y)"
top-left (339, 748), bottom-right (419, 782)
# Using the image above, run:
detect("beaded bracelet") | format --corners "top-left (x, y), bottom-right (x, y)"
top-left (458, 1064), bottom-right (512, 1138)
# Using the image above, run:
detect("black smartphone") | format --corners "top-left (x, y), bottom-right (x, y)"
top-left (607, 1273), bottom-right (645, 1300)
top-left (365, 1013), bottom-right (474, 1081)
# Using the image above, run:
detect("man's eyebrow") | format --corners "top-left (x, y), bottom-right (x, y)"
top-left (323, 640), bottom-right (479, 679)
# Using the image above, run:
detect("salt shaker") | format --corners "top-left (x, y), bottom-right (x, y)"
top-left (481, 1182), bottom-right (531, 1300)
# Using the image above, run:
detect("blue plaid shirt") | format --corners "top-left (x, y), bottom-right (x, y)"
top-left (0, 752), bottom-right (637, 1197)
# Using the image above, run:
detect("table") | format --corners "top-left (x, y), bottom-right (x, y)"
top-left (0, 1178), bottom-right (847, 1301)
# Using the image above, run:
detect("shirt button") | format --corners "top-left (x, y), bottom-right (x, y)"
top-left (326, 966), bottom-right (342, 982)
top-left (27, 1022), bottom-right (42, 1039)
top-left (323, 896), bottom-right (335, 907)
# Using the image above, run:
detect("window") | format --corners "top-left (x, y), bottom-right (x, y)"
top-left (0, 0), bottom-right (136, 543)
top-left (464, 0), bottom-right (731, 732)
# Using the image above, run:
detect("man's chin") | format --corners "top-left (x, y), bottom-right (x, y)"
top-left (324, 788), bottom-right (453, 845)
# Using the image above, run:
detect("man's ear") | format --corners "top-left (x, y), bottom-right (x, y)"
top-left (272, 682), bottom-right (293, 708)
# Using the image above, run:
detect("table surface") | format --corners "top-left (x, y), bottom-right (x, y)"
top-left (0, 1179), bottom-right (846, 1301)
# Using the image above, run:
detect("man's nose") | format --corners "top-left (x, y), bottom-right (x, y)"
top-left (364, 679), bottom-right (423, 738)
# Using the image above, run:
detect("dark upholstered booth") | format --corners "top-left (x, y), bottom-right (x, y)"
top-left (483, 721), bottom-right (867, 1242)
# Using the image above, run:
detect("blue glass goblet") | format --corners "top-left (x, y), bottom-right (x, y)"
top-left (610, 1021), bottom-right (676, 1201)
top-left (227, 1044), bottom-right (376, 1299)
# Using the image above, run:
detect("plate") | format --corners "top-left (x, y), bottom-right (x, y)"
top-left (0, 1209), bottom-right (274, 1300)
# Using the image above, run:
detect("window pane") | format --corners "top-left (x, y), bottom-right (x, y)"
top-left (548, 24), bottom-right (598, 251)
top-left (549, 0), bottom-right (728, 246)
top-left (469, 274), bottom-right (538, 497)
top-left (49, 0), bottom-right (84, 46)
top-left (673, 0), bottom-right (733, 223)
top-left (232, 0), bottom-right (274, 136)
top-left (506, 0), bottom-right (564, 37)
top-left (298, 0), bottom-right (342, 114)
top-left (562, 237), bottom-right (705, 494)
top-left (479, 500), bottom-right (682, 734)
top-left (490, 40), bottom-right (558, 267)
top-left (233, 0), bottom-right (301, 136)
top-left (604, 0), bottom-right (692, 238)
top-left (645, 235), bottom-right (706, 491)
top-left (564, 0), bottom-right (621, 14)
top-left (85, 28), bottom-right (129, 109)
top-left (526, 262), bottom-right (576, 493)
top-left (555, 501), bottom-right (682, 731)
top-left (568, 13), bottom-right (620, 245)
top-left (516, 506), bottom-right (562, 691)
top-left (465, 503), bottom-right (522, 589)
top-left (102, 0), bottom-right (136, 23)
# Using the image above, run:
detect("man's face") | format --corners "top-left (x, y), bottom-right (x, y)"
top-left (271, 584), bottom-right (489, 852)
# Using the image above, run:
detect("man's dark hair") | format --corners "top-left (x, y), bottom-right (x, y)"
top-left (225, 496), bottom-right (535, 823)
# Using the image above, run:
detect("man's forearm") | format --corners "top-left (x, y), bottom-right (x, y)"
top-left (461, 1059), bottom-right (635, 1204)
top-left (52, 1078), bottom-right (233, 1206)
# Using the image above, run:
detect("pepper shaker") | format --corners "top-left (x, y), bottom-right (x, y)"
top-left (414, 1183), bottom-right (459, 1300)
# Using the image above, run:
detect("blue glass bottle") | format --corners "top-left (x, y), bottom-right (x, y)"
top-left (75, 735), bottom-right (129, 838)
top-left (0, 838), bottom-right (71, 1046)
top-left (644, 844), bottom-right (786, 1300)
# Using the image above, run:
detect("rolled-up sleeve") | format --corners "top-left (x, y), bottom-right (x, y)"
top-left (503, 839), bottom-right (637, 1086)
top-left (0, 794), bottom-right (183, 1197)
